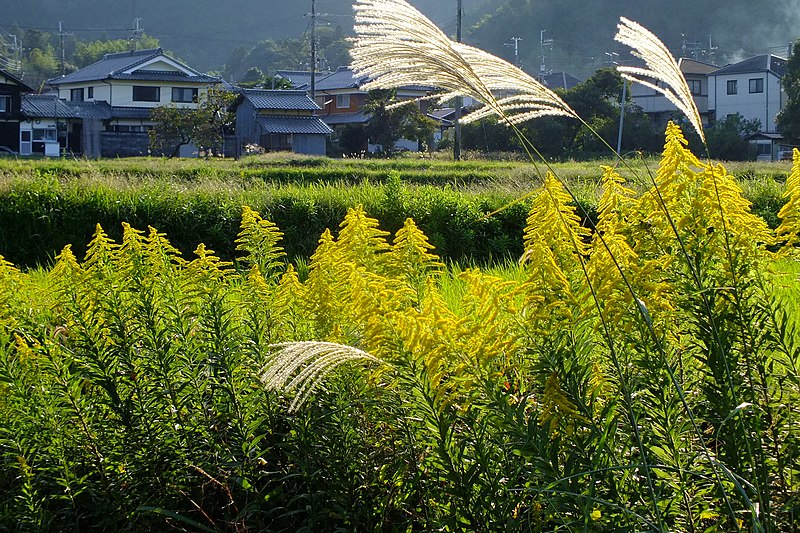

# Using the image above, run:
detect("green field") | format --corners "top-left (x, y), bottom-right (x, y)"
top-left (0, 153), bottom-right (792, 268)
top-left (1, 141), bottom-right (799, 530)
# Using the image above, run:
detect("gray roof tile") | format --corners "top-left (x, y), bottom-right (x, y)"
top-left (22, 95), bottom-right (116, 120)
top-left (315, 67), bottom-right (369, 91)
top-left (256, 116), bottom-right (332, 135)
top-left (110, 107), bottom-right (153, 119)
top-left (711, 55), bottom-right (787, 77)
top-left (320, 110), bottom-right (370, 125)
top-left (21, 94), bottom-right (81, 118)
top-left (48, 48), bottom-right (220, 85)
top-left (239, 89), bottom-right (320, 110)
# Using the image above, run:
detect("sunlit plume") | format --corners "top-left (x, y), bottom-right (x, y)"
top-left (350, 0), bottom-right (577, 125)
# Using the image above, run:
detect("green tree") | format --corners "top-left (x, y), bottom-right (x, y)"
top-left (777, 41), bottom-right (800, 144)
top-left (706, 112), bottom-right (760, 161)
top-left (364, 89), bottom-right (437, 153)
top-left (73, 36), bottom-right (160, 68)
top-left (149, 88), bottom-right (236, 158)
top-left (23, 46), bottom-right (59, 90)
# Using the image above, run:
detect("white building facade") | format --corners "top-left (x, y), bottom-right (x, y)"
top-left (708, 54), bottom-right (787, 133)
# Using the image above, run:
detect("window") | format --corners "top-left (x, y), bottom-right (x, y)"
top-left (755, 143), bottom-right (771, 156)
top-left (172, 87), bottom-right (198, 103)
top-left (132, 86), bottom-right (160, 102)
top-left (688, 79), bottom-right (702, 95)
top-left (749, 78), bottom-right (764, 93)
top-left (70, 88), bottom-right (84, 102)
top-left (87, 87), bottom-right (94, 99)
top-left (32, 128), bottom-right (56, 141)
top-left (0, 95), bottom-right (10, 112)
top-left (726, 80), bottom-right (737, 95)
top-left (335, 94), bottom-right (350, 109)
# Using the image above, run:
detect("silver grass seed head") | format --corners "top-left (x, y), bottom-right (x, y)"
top-left (262, 341), bottom-right (382, 412)
top-left (351, 0), bottom-right (576, 126)
top-left (614, 17), bottom-right (706, 143)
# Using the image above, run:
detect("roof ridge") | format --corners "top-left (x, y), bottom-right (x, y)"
top-left (103, 48), bottom-right (162, 60)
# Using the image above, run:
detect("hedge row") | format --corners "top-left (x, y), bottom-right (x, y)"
top-left (0, 158), bottom-right (788, 269)
top-left (0, 173), bottom-right (547, 268)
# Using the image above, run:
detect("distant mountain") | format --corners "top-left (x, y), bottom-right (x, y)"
top-left (1, 0), bottom-right (489, 72)
top-left (467, 0), bottom-right (799, 79)
top-left (3, 0), bottom-right (797, 78)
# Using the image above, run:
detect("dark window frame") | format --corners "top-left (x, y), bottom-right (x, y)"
top-left (689, 79), bottom-right (702, 95)
top-left (132, 86), bottom-right (161, 102)
top-left (0, 94), bottom-right (10, 113)
top-left (171, 87), bottom-right (198, 103)
top-left (70, 88), bottom-right (84, 102)
top-left (335, 94), bottom-right (350, 109)
top-left (749, 78), bottom-right (764, 93)
top-left (727, 80), bottom-right (738, 95)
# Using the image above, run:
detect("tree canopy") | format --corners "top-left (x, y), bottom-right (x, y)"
top-left (777, 41), bottom-right (800, 144)
top-left (148, 88), bottom-right (236, 158)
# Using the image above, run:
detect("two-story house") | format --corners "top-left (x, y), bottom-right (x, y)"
top-left (709, 55), bottom-right (787, 132)
top-left (313, 66), bottom-right (433, 151)
top-left (47, 48), bottom-right (221, 157)
top-left (230, 89), bottom-right (332, 156)
top-left (708, 54), bottom-right (788, 160)
top-left (630, 58), bottom-right (717, 130)
top-left (0, 69), bottom-right (33, 154)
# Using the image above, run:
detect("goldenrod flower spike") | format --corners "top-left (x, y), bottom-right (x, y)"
top-left (614, 17), bottom-right (706, 143)
top-left (351, 0), bottom-right (576, 125)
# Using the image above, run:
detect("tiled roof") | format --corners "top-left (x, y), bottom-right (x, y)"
top-left (21, 94), bottom-right (82, 118)
top-left (711, 55), bottom-right (787, 77)
top-left (320, 110), bottom-right (370, 125)
top-left (240, 89), bottom-right (320, 110)
top-left (275, 70), bottom-right (333, 89)
top-left (67, 101), bottom-right (112, 119)
top-left (110, 107), bottom-right (153, 120)
top-left (48, 48), bottom-right (219, 85)
top-left (677, 58), bottom-right (718, 75)
top-left (0, 69), bottom-right (34, 92)
top-left (22, 95), bottom-right (134, 120)
top-left (537, 72), bottom-right (581, 90)
top-left (315, 66), bottom-right (369, 91)
top-left (257, 116), bottom-right (333, 135)
top-left (112, 71), bottom-right (220, 83)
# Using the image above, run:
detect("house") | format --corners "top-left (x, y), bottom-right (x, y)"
top-left (537, 71), bottom-right (581, 91)
top-left (0, 69), bottom-right (34, 154)
top-left (274, 69), bottom-right (332, 90)
top-left (230, 89), bottom-right (332, 156)
top-left (20, 94), bottom-right (112, 156)
top-left (709, 54), bottom-right (787, 132)
top-left (314, 65), bottom-right (434, 151)
top-left (630, 58), bottom-right (717, 129)
top-left (46, 48), bottom-right (222, 157)
top-left (708, 54), bottom-right (787, 160)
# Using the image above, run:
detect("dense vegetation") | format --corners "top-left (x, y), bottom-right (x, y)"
top-left (1, 127), bottom-right (799, 530)
top-left (0, 153), bottom-right (791, 268)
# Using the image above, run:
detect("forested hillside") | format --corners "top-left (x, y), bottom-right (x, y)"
top-left (2, 0), bottom-right (797, 83)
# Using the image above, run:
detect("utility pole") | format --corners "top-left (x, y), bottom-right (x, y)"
top-left (606, 51), bottom-right (625, 156)
top-left (617, 80), bottom-right (626, 155)
top-left (59, 21), bottom-right (65, 76)
top-left (539, 29), bottom-right (553, 73)
top-left (504, 37), bottom-right (522, 67)
top-left (130, 18), bottom-right (144, 50)
top-left (454, 0), bottom-right (462, 161)
top-left (310, 0), bottom-right (317, 104)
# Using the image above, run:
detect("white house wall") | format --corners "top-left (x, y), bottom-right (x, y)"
top-left (710, 73), bottom-right (784, 132)
top-left (57, 81), bottom-right (209, 109)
